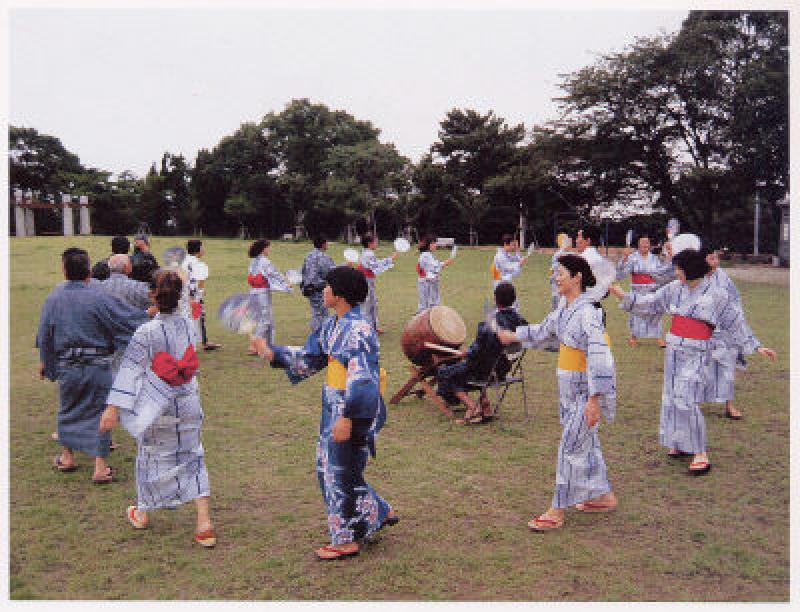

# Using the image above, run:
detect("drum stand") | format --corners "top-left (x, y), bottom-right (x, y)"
top-left (389, 353), bottom-right (462, 418)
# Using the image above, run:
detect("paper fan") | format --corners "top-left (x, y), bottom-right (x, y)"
top-left (163, 246), bottom-right (186, 268)
top-left (394, 237), bottom-right (410, 253)
top-left (286, 269), bottom-right (302, 285)
top-left (670, 233), bottom-right (702, 255)
top-left (343, 248), bottom-right (360, 264)
top-left (584, 257), bottom-right (617, 302)
top-left (625, 229), bottom-right (634, 248)
top-left (218, 293), bottom-right (260, 335)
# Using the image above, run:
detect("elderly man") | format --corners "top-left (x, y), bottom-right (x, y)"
top-left (37, 248), bottom-right (149, 483)
top-left (100, 254), bottom-right (152, 312)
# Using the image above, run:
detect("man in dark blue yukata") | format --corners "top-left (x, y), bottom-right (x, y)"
top-left (37, 247), bottom-right (149, 483)
top-left (255, 266), bottom-right (397, 560)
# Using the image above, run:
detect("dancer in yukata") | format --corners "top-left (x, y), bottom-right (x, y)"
top-left (100, 269), bottom-right (216, 548)
top-left (254, 266), bottom-right (397, 560)
top-left (245, 239), bottom-right (292, 354)
top-left (497, 254), bottom-right (617, 531)
top-left (616, 233), bottom-right (672, 347)
top-left (491, 233), bottom-right (529, 293)
top-left (301, 235), bottom-right (335, 333)
top-left (416, 234), bottom-right (455, 313)
top-left (609, 248), bottom-right (776, 475)
top-left (358, 233), bottom-right (400, 334)
top-left (37, 248), bottom-right (148, 483)
top-left (701, 243), bottom-right (759, 420)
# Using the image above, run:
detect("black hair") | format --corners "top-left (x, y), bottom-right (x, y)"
top-left (248, 239), bottom-right (270, 258)
top-left (111, 235), bottom-right (130, 254)
top-left (325, 266), bottom-right (369, 307)
top-left (557, 254), bottom-right (597, 291)
top-left (577, 226), bottom-right (601, 245)
top-left (672, 248), bottom-right (710, 280)
top-left (313, 235), bottom-right (327, 249)
top-left (418, 234), bottom-right (437, 252)
top-left (361, 233), bottom-right (375, 249)
top-left (153, 269), bottom-right (183, 313)
top-left (501, 233), bottom-right (516, 245)
top-left (494, 282), bottom-right (516, 309)
top-left (187, 239), bottom-right (203, 255)
top-left (62, 247), bottom-right (90, 281)
top-left (636, 233), bottom-right (651, 245)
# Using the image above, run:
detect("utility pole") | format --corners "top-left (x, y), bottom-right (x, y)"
top-left (754, 181), bottom-right (767, 256)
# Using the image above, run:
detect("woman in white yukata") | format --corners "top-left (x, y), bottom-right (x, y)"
top-left (246, 239), bottom-right (292, 354)
top-left (416, 234), bottom-right (455, 313)
top-left (100, 270), bottom-right (216, 548)
top-left (358, 233), bottom-right (400, 334)
top-left (498, 254), bottom-right (618, 531)
top-left (616, 233), bottom-right (672, 347)
top-left (609, 249), bottom-right (776, 475)
top-left (701, 244), bottom-right (758, 420)
top-left (255, 266), bottom-right (397, 560)
top-left (492, 233), bottom-right (529, 291)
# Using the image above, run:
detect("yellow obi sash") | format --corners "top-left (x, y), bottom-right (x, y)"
top-left (326, 357), bottom-right (386, 396)
top-left (557, 333), bottom-right (612, 372)
top-left (491, 263), bottom-right (501, 281)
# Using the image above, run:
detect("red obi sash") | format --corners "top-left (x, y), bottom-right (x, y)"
top-left (416, 263), bottom-right (426, 278)
top-left (190, 301), bottom-right (202, 320)
top-left (248, 273), bottom-right (269, 288)
top-left (357, 265), bottom-right (376, 279)
top-left (152, 345), bottom-right (199, 386)
top-left (670, 315), bottom-right (713, 340)
top-left (631, 273), bottom-right (655, 285)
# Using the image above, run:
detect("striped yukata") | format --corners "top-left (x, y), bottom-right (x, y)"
top-left (616, 251), bottom-right (671, 339)
top-left (37, 281), bottom-right (148, 457)
top-left (417, 251), bottom-right (445, 312)
top-left (492, 248), bottom-right (522, 290)
top-left (270, 305), bottom-right (392, 545)
top-left (619, 278), bottom-right (760, 454)
top-left (107, 313), bottom-right (210, 511)
top-left (98, 272), bottom-right (152, 374)
top-left (515, 295), bottom-right (617, 509)
top-left (704, 268), bottom-right (758, 404)
top-left (248, 255), bottom-right (291, 344)
top-left (301, 248), bottom-right (335, 332)
top-left (358, 249), bottom-right (394, 331)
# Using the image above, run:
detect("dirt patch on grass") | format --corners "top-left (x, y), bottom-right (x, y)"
top-left (725, 265), bottom-right (789, 286)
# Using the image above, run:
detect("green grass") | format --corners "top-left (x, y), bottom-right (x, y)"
top-left (9, 235), bottom-right (789, 600)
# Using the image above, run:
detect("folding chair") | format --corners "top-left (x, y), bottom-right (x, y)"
top-left (465, 344), bottom-right (529, 420)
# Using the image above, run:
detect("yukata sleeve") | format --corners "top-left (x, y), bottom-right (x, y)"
top-left (583, 308), bottom-right (617, 422)
top-left (364, 252), bottom-right (394, 276)
top-left (497, 253), bottom-right (521, 280)
top-left (619, 281), bottom-right (674, 316)
top-left (95, 295), bottom-right (150, 351)
top-left (36, 296), bottom-right (57, 381)
top-left (106, 327), bottom-right (149, 411)
top-left (514, 311), bottom-right (558, 350)
top-left (263, 260), bottom-right (292, 293)
top-left (715, 298), bottom-right (761, 356)
top-left (132, 281), bottom-right (152, 311)
top-left (337, 321), bottom-right (381, 420)
top-left (270, 328), bottom-right (328, 384)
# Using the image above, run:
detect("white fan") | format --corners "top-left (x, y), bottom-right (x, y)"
top-left (394, 237), bottom-right (410, 253)
top-left (584, 258), bottom-right (617, 302)
top-left (670, 233), bottom-right (702, 255)
top-left (450, 244), bottom-right (458, 258)
top-left (343, 248), bottom-right (360, 264)
top-left (625, 229), bottom-right (634, 248)
top-left (286, 269), bottom-right (302, 285)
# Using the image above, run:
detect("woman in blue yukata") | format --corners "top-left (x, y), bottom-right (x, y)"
top-left (609, 248), bottom-right (776, 476)
top-left (254, 266), bottom-right (397, 560)
top-left (497, 255), bottom-right (618, 531)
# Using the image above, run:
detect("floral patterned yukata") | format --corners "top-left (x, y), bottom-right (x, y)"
top-left (270, 305), bottom-right (392, 545)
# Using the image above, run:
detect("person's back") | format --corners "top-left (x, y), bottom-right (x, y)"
top-left (92, 235), bottom-right (131, 281)
top-left (464, 308), bottom-right (528, 381)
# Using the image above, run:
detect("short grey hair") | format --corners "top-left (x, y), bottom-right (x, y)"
top-left (108, 254), bottom-right (130, 274)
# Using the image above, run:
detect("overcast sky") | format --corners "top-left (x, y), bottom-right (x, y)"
top-left (10, 8), bottom-right (688, 177)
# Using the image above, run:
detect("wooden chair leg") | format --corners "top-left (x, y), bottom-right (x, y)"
top-left (389, 365), bottom-right (427, 405)
top-left (418, 378), bottom-right (454, 418)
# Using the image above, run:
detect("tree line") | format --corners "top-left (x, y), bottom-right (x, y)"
top-left (9, 11), bottom-right (787, 251)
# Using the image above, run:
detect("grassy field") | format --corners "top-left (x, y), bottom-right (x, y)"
top-left (8, 236), bottom-right (789, 601)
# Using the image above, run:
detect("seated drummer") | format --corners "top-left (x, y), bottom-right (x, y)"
top-left (436, 282), bottom-right (527, 424)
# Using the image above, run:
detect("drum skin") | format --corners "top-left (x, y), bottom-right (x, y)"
top-left (401, 306), bottom-right (466, 366)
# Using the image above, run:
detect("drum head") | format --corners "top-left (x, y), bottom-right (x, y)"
top-left (428, 305), bottom-right (466, 345)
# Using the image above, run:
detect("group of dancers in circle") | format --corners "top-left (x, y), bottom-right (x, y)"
top-left (37, 223), bottom-right (777, 561)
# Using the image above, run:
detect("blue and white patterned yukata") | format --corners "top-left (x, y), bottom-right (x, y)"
top-left (704, 268), bottom-right (759, 404)
top-left (619, 278), bottom-right (761, 454)
top-left (301, 248), bottom-right (335, 333)
top-left (248, 255), bottom-right (291, 344)
top-left (515, 295), bottom-right (617, 509)
top-left (270, 305), bottom-right (392, 545)
top-left (417, 251), bottom-right (445, 312)
top-left (36, 281), bottom-right (148, 457)
top-left (359, 249), bottom-right (394, 331)
top-left (107, 313), bottom-right (211, 511)
top-left (616, 251), bottom-right (672, 339)
top-left (492, 247), bottom-right (522, 290)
